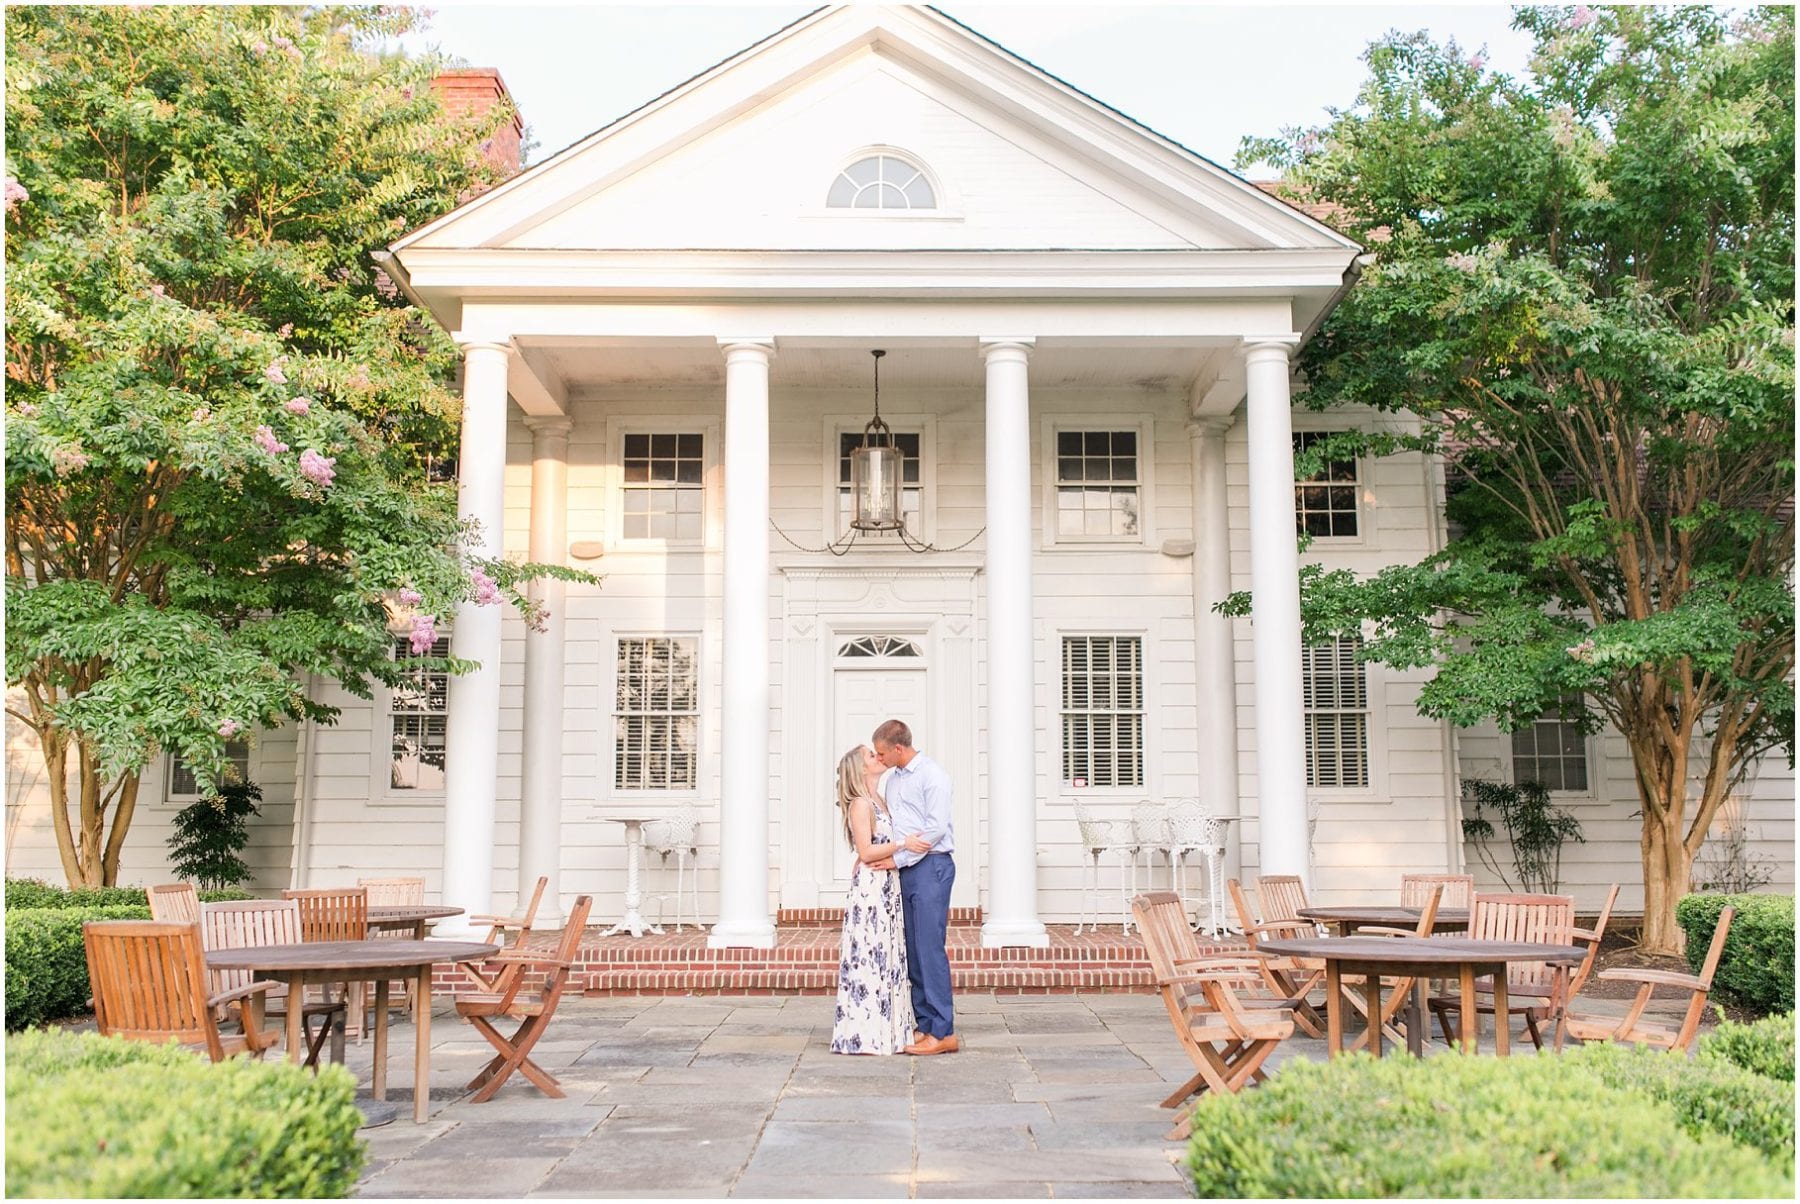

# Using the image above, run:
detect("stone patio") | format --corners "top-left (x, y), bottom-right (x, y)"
top-left (338, 990), bottom-right (1701, 1200)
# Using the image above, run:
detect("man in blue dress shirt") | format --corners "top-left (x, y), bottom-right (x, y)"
top-left (873, 718), bottom-right (960, 1055)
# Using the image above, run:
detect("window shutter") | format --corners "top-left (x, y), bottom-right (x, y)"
top-left (1303, 636), bottom-right (1369, 789)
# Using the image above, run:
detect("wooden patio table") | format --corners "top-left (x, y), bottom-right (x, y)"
top-left (1297, 904), bottom-right (1469, 938)
top-left (1257, 936), bottom-right (1583, 1059)
top-left (367, 904), bottom-right (464, 939)
top-left (208, 939), bottom-right (497, 1123)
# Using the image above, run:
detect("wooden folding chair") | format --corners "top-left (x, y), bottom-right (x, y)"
top-left (1226, 877), bottom-right (1326, 1038)
top-left (359, 876), bottom-right (426, 1022)
top-left (1400, 873), bottom-right (1473, 910)
top-left (1344, 885), bottom-right (1442, 1053)
top-left (147, 882), bottom-right (200, 924)
top-left (1562, 904), bottom-right (1734, 1054)
top-left (1131, 892), bottom-right (1293, 1142)
top-left (282, 886), bottom-right (371, 1038)
top-left (1429, 891), bottom-right (1574, 1048)
top-left (461, 875), bottom-right (550, 992)
top-left (455, 895), bottom-right (592, 1103)
top-left (85, 920), bottom-right (276, 1061)
top-left (202, 899), bottom-right (346, 1067)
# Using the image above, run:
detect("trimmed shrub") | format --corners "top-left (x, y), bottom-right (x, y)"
top-left (6, 1029), bottom-right (366, 1197)
top-left (1676, 893), bottom-right (1795, 1015)
top-left (1572, 1042), bottom-right (1794, 1163)
top-left (5, 905), bottom-right (151, 1030)
top-left (1186, 1052), bottom-right (1793, 1198)
top-left (4, 877), bottom-right (252, 910)
top-left (1701, 1012), bottom-right (1797, 1082)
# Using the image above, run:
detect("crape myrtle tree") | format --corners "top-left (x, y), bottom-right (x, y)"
top-left (5, 6), bottom-right (589, 886)
top-left (1234, 5), bottom-right (1794, 953)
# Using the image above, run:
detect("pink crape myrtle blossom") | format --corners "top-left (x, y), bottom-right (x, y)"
top-left (409, 613), bottom-right (439, 655)
top-left (470, 567), bottom-right (502, 606)
top-left (1468, 52), bottom-right (1485, 71)
top-left (1567, 6), bottom-right (1596, 30)
top-left (50, 444), bottom-right (91, 476)
top-left (218, 718), bottom-right (242, 738)
top-left (264, 357), bottom-right (289, 385)
top-left (254, 425), bottom-right (289, 454)
top-left (285, 397), bottom-right (311, 415)
top-left (191, 407), bottom-right (211, 422)
top-left (4, 177), bottom-right (28, 213)
top-left (16, 402), bottom-right (38, 416)
top-left (1566, 638), bottom-right (1598, 664)
top-left (397, 587), bottom-right (424, 607)
top-left (150, 283), bottom-right (166, 298)
top-left (278, 322), bottom-right (294, 338)
top-left (299, 449), bottom-right (337, 487)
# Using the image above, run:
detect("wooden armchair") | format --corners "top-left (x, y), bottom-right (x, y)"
top-left (147, 882), bottom-right (200, 924)
top-left (455, 894), bottom-right (593, 1103)
top-left (1226, 877), bottom-right (1326, 1037)
top-left (282, 887), bottom-right (371, 1037)
top-left (1401, 873), bottom-right (1473, 910)
top-left (1131, 892), bottom-right (1293, 1142)
top-left (1345, 885), bottom-right (1443, 1053)
top-left (1429, 891), bottom-right (1575, 1048)
top-left (461, 875), bottom-right (550, 992)
top-left (202, 899), bottom-right (347, 1067)
top-left (358, 876), bottom-right (426, 1024)
top-left (85, 920), bottom-right (276, 1061)
top-left (1562, 904), bottom-right (1735, 1054)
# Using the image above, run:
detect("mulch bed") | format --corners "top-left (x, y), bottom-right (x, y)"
top-left (1583, 921), bottom-right (1757, 1022)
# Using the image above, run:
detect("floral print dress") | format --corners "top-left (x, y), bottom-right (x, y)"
top-left (830, 797), bottom-right (914, 1055)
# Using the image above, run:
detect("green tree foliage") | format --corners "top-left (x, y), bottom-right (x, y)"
top-left (1235, 5), bottom-right (1794, 953)
top-left (165, 780), bottom-right (262, 890)
top-left (4, 6), bottom-right (589, 885)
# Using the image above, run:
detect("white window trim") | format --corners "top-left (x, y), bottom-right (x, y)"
top-left (1499, 712), bottom-right (1602, 804)
top-left (805, 144), bottom-right (963, 220)
top-left (819, 412), bottom-right (937, 547)
top-left (605, 630), bottom-right (705, 802)
top-left (1041, 415), bottom-right (1157, 549)
top-left (1055, 627), bottom-right (1156, 799)
top-left (368, 632), bottom-right (450, 806)
top-left (1291, 420), bottom-right (1373, 547)
top-left (161, 739), bottom-right (257, 805)
top-left (1301, 633), bottom-right (1388, 802)
top-left (605, 418), bottom-right (721, 553)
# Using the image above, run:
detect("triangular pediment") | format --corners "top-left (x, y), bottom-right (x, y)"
top-left (395, 6), bottom-right (1355, 257)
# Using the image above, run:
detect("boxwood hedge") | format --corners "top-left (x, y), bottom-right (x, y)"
top-left (4, 877), bottom-right (252, 911)
top-left (1700, 1012), bottom-right (1796, 1083)
top-left (1676, 893), bottom-right (1795, 1016)
top-left (1186, 1050), bottom-right (1793, 1198)
top-left (5, 905), bottom-right (152, 1030)
top-left (5, 1029), bottom-right (366, 1198)
top-left (1575, 1041), bottom-right (1793, 1162)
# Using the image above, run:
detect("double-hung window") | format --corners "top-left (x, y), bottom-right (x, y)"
top-left (615, 637), bottom-right (699, 791)
top-left (621, 433), bottom-right (704, 542)
top-left (168, 740), bottom-right (251, 800)
top-left (837, 430), bottom-right (922, 539)
top-left (1061, 635), bottom-right (1144, 788)
top-left (1055, 430), bottom-right (1140, 539)
top-left (1510, 696), bottom-right (1590, 793)
top-left (1303, 635), bottom-right (1370, 789)
top-left (1294, 431), bottom-right (1360, 538)
top-left (389, 635), bottom-right (449, 792)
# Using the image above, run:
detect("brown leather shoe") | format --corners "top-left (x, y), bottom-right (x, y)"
top-left (905, 1033), bottom-right (961, 1056)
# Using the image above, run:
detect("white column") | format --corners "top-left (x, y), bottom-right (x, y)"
top-left (439, 340), bottom-right (510, 935)
top-left (979, 338), bottom-right (1049, 949)
top-left (1190, 416), bottom-right (1242, 826)
top-left (1243, 338), bottom-right (1310, 884)
top-left (709, 338), bottom-right (776, 948)
top-left (519, 416), bottom-right (570, 926)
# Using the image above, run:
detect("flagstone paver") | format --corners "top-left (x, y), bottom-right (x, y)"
top-left (342, 989), bottom-right (1703, 1199)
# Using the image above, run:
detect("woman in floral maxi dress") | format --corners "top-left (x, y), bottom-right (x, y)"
top-left (830, 744), bottom-right (915, 1055)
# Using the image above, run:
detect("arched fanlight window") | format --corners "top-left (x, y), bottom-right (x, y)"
top-left (826, 154), bottom-right (936, 210)
top-left (839, 636), bottom-right (923, 659)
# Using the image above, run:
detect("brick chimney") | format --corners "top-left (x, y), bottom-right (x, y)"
top-left (431, 68), bottom-right (524, 176)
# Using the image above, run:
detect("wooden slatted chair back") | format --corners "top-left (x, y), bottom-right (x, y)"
top-left (1470, 892), bottom-right (1574, 997)
top-left (1132, 891), bottom-right (1201, 985)
top-left (1226, 878), bottom-right (1260, 945)
top-left (84, 920), bottom-right (225, 1061)
top-left (1400, 874), bottom-right (1473, 910)
top-left (282, 887), bottom-right (369, 942)
top-left (148, 882), bottom-right (200, 924)
top-left (1410, 885), bottom-right (1444, 937)
top-left (1565, 884), bottom-right (1620, 999)
top-left (357, 877), bottom-right (425, 907)
top-left (203, 900), bottom-right (302, 1000)
top-left (1255, 875), bottom-right (1312, 927)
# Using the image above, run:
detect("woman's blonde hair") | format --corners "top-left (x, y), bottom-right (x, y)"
top-left (835, 745), bottom-right (867, 850)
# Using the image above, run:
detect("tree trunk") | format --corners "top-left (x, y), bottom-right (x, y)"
top-left (1639, 803), bottom-right (1693, 956)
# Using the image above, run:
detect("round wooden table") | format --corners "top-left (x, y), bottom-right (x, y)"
top-left (367, 904), bottom-right (464, 938)
top-left (208, 939), bottom-right (497, 1123)
top-left (1257, 936), bottom-right (1584, 1059)
top-left (1297, 905), bottom-right (1470, 937)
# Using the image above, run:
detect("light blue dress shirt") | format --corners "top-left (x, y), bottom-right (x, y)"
top-left (884, 752), bottom-right (955, 869)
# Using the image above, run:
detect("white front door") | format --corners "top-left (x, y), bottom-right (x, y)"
top-left (825, 665), bottom-right (928, 898)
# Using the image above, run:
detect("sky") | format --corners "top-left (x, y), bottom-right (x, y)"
top-left (402, 2), bottom-right (1544, 170)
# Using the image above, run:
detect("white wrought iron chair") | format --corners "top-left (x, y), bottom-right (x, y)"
top-left (1132, 801), bottom-right (1176, 896)
top-left (1073, 800), bottom-right (1139, 934)
top-left (1168, 801), bottom-right (1231, 936)
top-left (641, 806), bottom-right (703, 932)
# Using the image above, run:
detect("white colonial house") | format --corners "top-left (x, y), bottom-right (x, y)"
top-left (7, 6), bottom-right (1790, 944)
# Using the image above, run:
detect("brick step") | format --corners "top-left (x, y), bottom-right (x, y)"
top-left (777, 906), bottom-right (984, 927)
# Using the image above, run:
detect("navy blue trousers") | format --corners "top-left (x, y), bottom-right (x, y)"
top-left (899, 853), bottom-right (956, 1038)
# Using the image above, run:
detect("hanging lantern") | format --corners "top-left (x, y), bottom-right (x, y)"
top-left (849, 350), bottom-right (903, 531)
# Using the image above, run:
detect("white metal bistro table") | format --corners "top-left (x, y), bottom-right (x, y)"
top-left (601, 816), bottom-right (663, 937)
